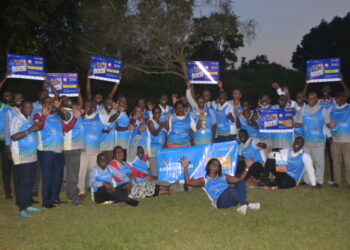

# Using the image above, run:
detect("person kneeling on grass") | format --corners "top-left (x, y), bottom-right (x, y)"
top-left (109, 146), bottom-right (178, 199)
top-left (180, 157), bottom-right (260, 215)
top-left (88, 153), bottom-right (139, 207)
top-left (262, 137), bottom-right (316, 189)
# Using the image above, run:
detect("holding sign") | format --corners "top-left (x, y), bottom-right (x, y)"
top-left (89, 56), bottom-right (122, 83)
top-left (7, 54), bottom-right (44, 80)
top-left (259, 109), bottom-right (293, 133)
top-left (306, 58), bottom-right (341, 83)
top-left (188, 61), bottom-right (219, 84)
top-left (156, 141), bottom-right (238, 182)
top-left (46, 73), bottom-right (78, 97)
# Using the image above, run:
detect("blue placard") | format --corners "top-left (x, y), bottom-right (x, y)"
top-left (156, 141), bottom-right (238, 182)
top-left (188, 61), bottom-right (219, 84)
top-left (46, 73), bottom-right (78, 97)
top-left (259, 109), bottom-right (293, 133)
top-left (89, 56), bottom-right (122, 83)
top-left (7, 54), bottom-right (45, 80)
top-left (306, 58), bottom-right (341, 83)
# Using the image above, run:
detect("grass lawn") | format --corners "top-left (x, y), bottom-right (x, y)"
top-left (0, 182), bottom-right (350, 250)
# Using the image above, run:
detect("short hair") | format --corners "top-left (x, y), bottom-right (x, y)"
top-left (174, 101), bottom-right (185, 108)
top-left (152, 106), bottom-right (161, 113)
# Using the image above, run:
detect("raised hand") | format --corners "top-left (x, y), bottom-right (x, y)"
top-left (271, 82), bottom-right (280, 89)
top-left (54, 99), bottom-right (62, 109)
top-left (171, 93), bottom-right (179, 105)
top-left (42, 105), bottom-right (51, 117)
top-left (179, 156), bottom-right (190, 168)
top-left (29, 122), bottom-right (41, 132)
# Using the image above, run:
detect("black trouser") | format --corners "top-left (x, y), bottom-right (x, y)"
top-left (325, 138), bottom-right (334, 181)
top-left (94, 186), bottom-right (130, 204)
top-left (14, 162), bottom-right (36, 211)
top-left (236, 160), bottom-right (264, 180)
top-left (264, 159), bottom-right (296, 189)
top-left (0, 141), bottom-right (13, 198)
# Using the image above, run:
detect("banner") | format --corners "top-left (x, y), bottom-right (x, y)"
top-left (306, 58), bottom-right (341, 83)
top-left (156, 141), bottom-right (238, 182)
top-left (259, 109), bottom-right (293, 133)
top-left (89, 56), bottom-right (122, 83)
top-left (7, 54), bottom-right (44, 80)
top-left (188, 61), bottom-right (219, 84)
top-left (46, 73), bottom-right (78, 97)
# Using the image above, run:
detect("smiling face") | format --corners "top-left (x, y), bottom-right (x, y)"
top-left (260, 95), bottom-right (271, 107)
top-left (321, 85), bottom-right (331, 98)
top-left (104, 98), bottom-right (113, 112)
top-left (238, 129), bottom-right (249, 143)
top-left (202, 90), bottom-right (211, 103)
top-left (278, 95), bottom-right (288, 108)
top-left (175, 102), bottom-right (185, 116)
top-left (160, 95), bottom-right (168, 106)
top-left (137, 99), bottom-right (146, 110)
top-left (84, 100), bottom-right (96, 115)
top-left (13, 93), bottom-right (23, 107)
top-left (242, 101), bottom-right (250, 111)
top-left (97, 154), bottom-right (108, 168)
top-left (21, 101), bottom-right (33, 117)
top-left (114, 147), bottom-right (125, 162)
top-left (196, 96), bottom-right (205, 109)
top-left (218, 92), bottom-right (227, 105)
top-left (307, 92), bottom-right (318, 107)
top-left (293, 137), bottom-right (304, 153)
top-left (335, 92), bottom-right (347, 106)
top-left (296, 92), bottom-right (305, 106)
top-left (61, 96), bottom-right (73, 108)
top-left (208, 160), bottom-right (220, 175)
top-left (152, 107), bottom-right (161, 119)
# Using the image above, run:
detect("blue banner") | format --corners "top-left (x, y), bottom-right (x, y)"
top-left (7, 54), bottom-right (45, 80)
top-left (89, 56), bottom-right (122, 83)
top-left (188, 61), bottom-right (219, 84)
top-left (156, 141), bottom-right (238, 182)
top-left (259, 109), bottom-right (293, 133)
top-left (306, 58), bottom-right (341, 83)
top-left (46, 73), bottom-right (78, 97)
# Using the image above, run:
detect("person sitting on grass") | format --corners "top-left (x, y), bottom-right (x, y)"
top-left (88, 153), bottom-right (139, 207)
top-left (180, 157), bottom-right (260, 215)
top-left (236, 129), bottom-right (266, 185)
top-left (109, 146), bottom-right (178, 198)
top-left (262, 137), bottom-right (316, 189)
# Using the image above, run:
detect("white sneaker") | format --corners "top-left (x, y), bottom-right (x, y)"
top-left (248, 202), bottom-right (260, 210)
top-left (236, 205), bottom-right (248, 215)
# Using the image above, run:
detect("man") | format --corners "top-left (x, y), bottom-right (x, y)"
top-left (78, 100), bottom-right (103, 199)
top-left (294, 92), bottom-right (330, 187)
top-left (236, 129), bottom-right (266, 182)
top-left (329, 91), bottom-right (350, 187)
top-left (61, 95), bottom-right (84, 205)
top-left (264, 137), bottom-right (316, 189)
top-left (10, 101), bottom-right (42, 218)
top-left (270, 95), bottom-right (294, 150)
top-left (34, 97), bottom-right (69, 208)
top-left (213, 91), bottom-right (237, 142)
top-left (3, 92), bottom-right (24, 199)
top-left (89, 153), bottom-right (138, 206)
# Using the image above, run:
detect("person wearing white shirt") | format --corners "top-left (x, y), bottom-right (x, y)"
top-left (263, 137), bottom-right (316, 189)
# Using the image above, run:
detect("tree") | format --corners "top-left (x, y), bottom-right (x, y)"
top-left (291, 13), bottom-right (350, 81)
top-left (80, 0), bottom-right (256, 82)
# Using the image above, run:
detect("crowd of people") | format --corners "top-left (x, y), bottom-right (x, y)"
top-left (0, 71), bottom-right (349, 218)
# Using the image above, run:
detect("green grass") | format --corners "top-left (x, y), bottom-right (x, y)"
top-left (0, 184), bottom-right (350, 250)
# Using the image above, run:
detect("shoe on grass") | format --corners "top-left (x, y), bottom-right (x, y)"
top-left (27, 206), bottom-right (42, 212)
top-left (248, 202), bottom-right (260, 210)
top-left (236, 205), bottom-right (248, 215)
top-left (19, 210), bottom-right (32, 218)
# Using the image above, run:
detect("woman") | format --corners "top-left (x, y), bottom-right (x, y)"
top-left (236, 100), bottom-right (258, 139)
top-left (180, 157), bottom-right (260, 215)
top-left (190, 96), bottom-right (216, 145)
top-left (147, 106), bottom-right (166, 157)
top-left (109, 146), bottom-right (177, 198)
top-left (165, 101), bottom-right (194, 148)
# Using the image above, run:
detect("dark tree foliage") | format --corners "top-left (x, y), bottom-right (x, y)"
top-left (291, 13), bottom-right (350, 82)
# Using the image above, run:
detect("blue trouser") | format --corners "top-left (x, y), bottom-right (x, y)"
top-left (216, 180), bottom-right (248, 209)
top-left (38, 151), bottom-right (65, 206)
top-left (14, 162), bottom-right (36, 211)
top-left (216, 134), bottom-right (236, 143)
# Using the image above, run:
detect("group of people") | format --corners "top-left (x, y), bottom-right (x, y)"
top-left (0, 71), bottom-right (349, 218)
